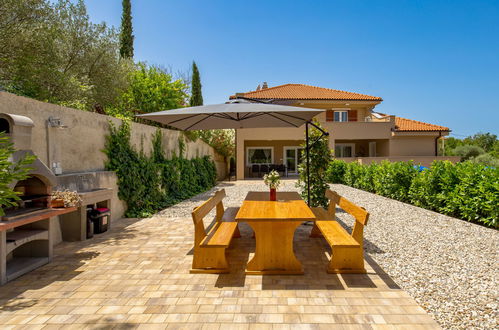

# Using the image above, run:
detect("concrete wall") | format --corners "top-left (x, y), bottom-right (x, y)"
top-left (55, 171), bottom-right (125, 222)
top-left (0, 92), bottom-right (224, 173)
top-left (389, 136), bottom-right (438, 156)
top-left (0, 92), bottom-right (226, 219)
top-left (325, 121), bottom-right (394, 140)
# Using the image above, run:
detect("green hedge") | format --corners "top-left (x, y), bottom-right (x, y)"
top-left (104, 122), bottom-right (217, 217)
top-left (327, 159), bottom-right (498, 228)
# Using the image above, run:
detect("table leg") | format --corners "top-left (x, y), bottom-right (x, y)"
top-left (310, 223), bottom-right (322, 237)
top-left (245, 221), bottom-right (303, 275)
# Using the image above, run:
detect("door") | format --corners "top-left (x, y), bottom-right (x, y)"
top-left (284, 147), bottom-right (304, 175)
top-left (334, 144), bottom-right (355, 158)
top-left (369, 142), bottom-right (377, 157)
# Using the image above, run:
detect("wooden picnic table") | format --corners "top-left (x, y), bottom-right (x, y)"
top-left (235, 191), bottom-right (316, 275)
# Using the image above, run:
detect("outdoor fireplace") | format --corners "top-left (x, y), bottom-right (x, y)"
top-left (0, 113), bottom-right (74, 285)
top-left (0, 113), bottom-right (56, 221)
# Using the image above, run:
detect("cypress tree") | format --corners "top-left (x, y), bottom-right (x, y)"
top-left (119, 0), bottom-right (134, 59)
top-left (190, 61), bottom-right (203, 106)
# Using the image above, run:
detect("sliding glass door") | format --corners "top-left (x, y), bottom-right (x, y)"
top-left (284, 147), bottom-right (304, 175)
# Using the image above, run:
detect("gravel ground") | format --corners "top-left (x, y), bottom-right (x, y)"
top-left (332, 184), bottom-right (498, 330)
top-left (155, 180), bottom-right (498, 330)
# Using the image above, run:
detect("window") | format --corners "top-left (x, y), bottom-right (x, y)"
top-left (247, 147), bottom-right (273, 165)
top-left (334, 111), bottom-right (348, 122)
top-left (335, 144), bottom-right (354, 158)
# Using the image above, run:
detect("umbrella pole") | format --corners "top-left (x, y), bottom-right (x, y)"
top-left (306, 121), bottom-right (310, 206)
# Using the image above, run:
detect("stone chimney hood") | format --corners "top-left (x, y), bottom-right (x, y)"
top-left (0, 113), bottom-right (56, 188)
top-left (0, 113), bottom-right (34, 150)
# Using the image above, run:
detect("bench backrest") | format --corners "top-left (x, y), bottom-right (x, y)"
top-left (191, 189), bottom-right (226, 246)
top-left (325, 189), bottom-right (369, 244)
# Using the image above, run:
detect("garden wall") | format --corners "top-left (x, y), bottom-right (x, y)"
top-left (0, 92), bottom-right (226, 220)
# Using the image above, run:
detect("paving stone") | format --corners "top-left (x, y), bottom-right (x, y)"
top-left (0, 181), bottom-right (443, 328)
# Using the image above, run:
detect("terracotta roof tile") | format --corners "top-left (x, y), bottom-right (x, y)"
top-left (395, 117), bottom-right (449, 132)
top-left (230, 83), bottom-right (382, 101)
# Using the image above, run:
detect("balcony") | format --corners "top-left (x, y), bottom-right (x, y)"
top-left (323, 118), bottom-right (394, 140)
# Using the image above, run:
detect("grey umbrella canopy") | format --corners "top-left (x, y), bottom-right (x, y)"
top-left (137, 99), bottom-right (324, 130)
top-left (137, 99), bottom-right (328, 206)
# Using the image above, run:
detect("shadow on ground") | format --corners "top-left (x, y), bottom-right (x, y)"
top-left (0, 218), bottom-right (143, 311)
top-left (214, 221), bottom-right (396, 291)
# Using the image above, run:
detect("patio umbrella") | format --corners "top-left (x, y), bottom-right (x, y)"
top-left (137, 99), bottom-right (328, 205)
top-left (137, 99), bottom-right (323, 130)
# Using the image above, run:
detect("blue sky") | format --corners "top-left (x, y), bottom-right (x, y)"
top-left (84, 0), bottom-right (499, 137)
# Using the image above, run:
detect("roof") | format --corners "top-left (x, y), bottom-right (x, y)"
top-left (395, 117), bottom-right (449, 132)
top-left (230, 83), bottom-right (382, 101)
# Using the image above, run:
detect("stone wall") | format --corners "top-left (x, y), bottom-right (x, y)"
top-left (0, 92), bottom-right (227, 219)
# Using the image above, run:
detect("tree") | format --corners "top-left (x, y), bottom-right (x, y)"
top-left (296, 121), bottom-right (332, 207)
top-left (108, 63), bottom-right (188, 118)
top-left (189, 61), bottom-right (203, 106)
top-left (470, 154), bottom-right (499, 167)
top-left (119, 0), bottom-right (134, 59)
top-left (0, 133), bottom-right (36, 216)
top-left (0, 0), bottom-right (52, 94)
top-left (196, 129), bottom-right (234, 157)
top-left (453, 145), bottom-right (485, 161)
top-left (0, 0), bottom-right (49, 75)
top-left (491, 141), bottom-right (499, 159)
top-left (0, 0), bottom-right (130, 111)
top-left (443, 137), bottom-right (463, 155)
top-left (463, 132), bottom-right (497, 152)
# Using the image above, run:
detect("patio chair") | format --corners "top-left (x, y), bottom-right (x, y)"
top-left (310, 189), bottom-right (369, 274)
top-left (190, 189), bottom-right (241, 274)
top-left (260, 164), bottom-right (269, 176)
top-left (251, 164), bottom-right (260, 178)
top-left (276, 164), bottom-right (287, 177)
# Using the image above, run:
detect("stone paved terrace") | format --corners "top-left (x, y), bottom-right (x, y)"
top-left (0, 181), bottom-right (440, 329)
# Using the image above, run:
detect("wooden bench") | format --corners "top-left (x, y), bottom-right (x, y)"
top-left (190, 189), bottom-right (241, 273)
top-left (310, 189), bottom-right (369, 274)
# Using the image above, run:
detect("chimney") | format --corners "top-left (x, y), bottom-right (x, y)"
top-left (256, 84), bottom-right (261, 91)
top-left (262, 82), bottom-right (268, 89)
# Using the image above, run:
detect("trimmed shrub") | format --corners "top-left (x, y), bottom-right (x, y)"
top-left (446, 162), bottom-right (498, 227)
top-left (327, 159), bottom-right (499, 228)
top-left (372, 161), bottom-right (418, 202)
top-left (344, 161), bottom-right (376, 193)
top-left (408, 161), bottom-right (459, 213)
top-left (326, 159), bottom-right (347, 184)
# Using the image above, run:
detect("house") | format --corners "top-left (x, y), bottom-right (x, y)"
top-left (231, 83), bottom-right (458, 180)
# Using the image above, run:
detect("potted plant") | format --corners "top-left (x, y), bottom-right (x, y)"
top-left (263, 170), bottom-right (281, 201)
top-left (51, 190), bottom-right (82, 208)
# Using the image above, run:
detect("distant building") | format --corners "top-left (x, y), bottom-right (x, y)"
top-left (231, 83), bottom-right (455, 179)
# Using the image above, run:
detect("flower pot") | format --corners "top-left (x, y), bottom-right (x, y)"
top-left (270, 188), bottom-right (277, 201)
top-left (51, 199), bottom-right (65, 208)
